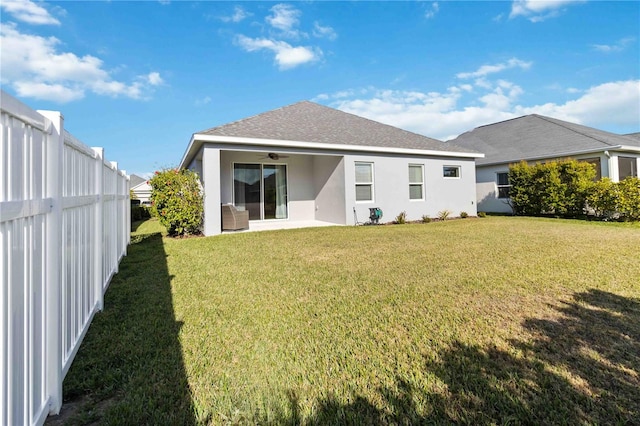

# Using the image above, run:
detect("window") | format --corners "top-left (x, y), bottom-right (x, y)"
top-left (497, 172), bottom-right (511, 199)
top-left (409, 164), bottom-right (424, 200)
top-left (443, 166), bottom-right (460, 178)
top-left (355, 162), bottom-right (374, 202)
top-left (618, 156), bottom-right (638, 179)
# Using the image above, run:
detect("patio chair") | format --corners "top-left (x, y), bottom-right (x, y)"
top-left (221, 204), bottom-right (249, 231)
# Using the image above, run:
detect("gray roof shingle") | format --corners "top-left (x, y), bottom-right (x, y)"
top-left (197, 101), bottom-right (476, 154)
top-left (450, 114), bottom-right (640, 166)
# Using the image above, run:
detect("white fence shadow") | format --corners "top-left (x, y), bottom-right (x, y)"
top-left (0, 90), bottom-right (130, 425)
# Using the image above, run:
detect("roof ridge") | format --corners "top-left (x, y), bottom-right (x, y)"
top-left (534, 115), bottom-right (622, 148)
top-left (475, 114), bottom-right (526, 130)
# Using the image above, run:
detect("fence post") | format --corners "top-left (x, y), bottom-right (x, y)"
top-left (39, 110), bottom-right (64, 415)
top-left (93, 148), bottom-right (104, 311)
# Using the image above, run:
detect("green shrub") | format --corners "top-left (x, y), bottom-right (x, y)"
top-left (617, 177), bottom-right (640, 221)
top-left (131, 205), bottom-right (151, 222)
top-left (460, 211), bottom-right (468, 218)
top-left (437, 210), bottom-right (451, 220)
top-left (394, 211), bottom-right (407, 224)
top-left (588, 177), bottom-right (640, 221)
top-left (421, 214), bottom-right (432, 223)
top-left (149, 168), bottom-right (204, 236)
top-left (508, 159), bottom-right (595, 217)
top-left (587, 178), bottom-right (618, 219)
top-left (477, 212), bottom-right (487, 218)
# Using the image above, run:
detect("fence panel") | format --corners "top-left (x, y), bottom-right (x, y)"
top-left (0, 90), bottom-right (130, 426)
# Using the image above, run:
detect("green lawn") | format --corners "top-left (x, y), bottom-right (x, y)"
top-left (53, 217), bottom-right (640, 425)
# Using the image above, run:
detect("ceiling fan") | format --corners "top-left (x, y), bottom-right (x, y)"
top-left (259, 153), bottom-right (289, 160)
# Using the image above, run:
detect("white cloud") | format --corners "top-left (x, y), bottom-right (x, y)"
top-left (195, 96), bottom-right (212, 106)
top-left (146, 72), bottom-right (164, 86)
top-left (313, 22), bottom-right (337, 40)
top-left (319, 79), bottom-right (639, 141)
top-left (266, 3), bottom-right (304, 38)
top-left (13, 81), bottom-right (84, 103)
top-left (517, 80), bottom-right (640, 127)
top-left (425, 2), bottom-right (439, 19)
top-left (457, 58), bottom-right (532, 79)
top-left (0, 23), bottom-right (163, 102)
top-left (221, 6), bottom-right (251, 23)
top-left (592, 36), bottom-right (636, 53)
top-left (0, 0), bottom-right (60, 25)
top-left (509, 0), bottom-right (585, 22)
top-left (235, 35), bottom-right (320, 70)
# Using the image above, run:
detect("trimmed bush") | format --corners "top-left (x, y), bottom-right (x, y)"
top-left (149, 168), bottom-right (204, 236)
top-left (587, 177), bottom-right (640, 221)
top-left (460, 211), bottom-right (468, 218)
top-left (508, 160), bottom-right (595, 217)
top-left (421, 215), bottom-right (432, 223)
top-left (477, 212), bottom-right (487, 218)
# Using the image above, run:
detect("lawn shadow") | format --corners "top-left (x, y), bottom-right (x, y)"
top-left (263, 289), bottom-right (639, 424)
top-left (46, 232), bottom-right (196, 425)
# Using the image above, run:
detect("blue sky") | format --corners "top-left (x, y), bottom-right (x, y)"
top-left (1, 0), bottom-right (639, 178)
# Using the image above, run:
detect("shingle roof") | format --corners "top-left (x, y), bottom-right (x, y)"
top-left (129, 174), bottom-right (146, 187)
top-left (624, 132), bottom-right (640, 141)
top-left (450, 114), bottom-right (640, 166)
top-left (197, 101), bottom-right (475, 154)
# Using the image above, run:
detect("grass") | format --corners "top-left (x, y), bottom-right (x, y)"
top-left (51, 217), bottom-right (640, 425)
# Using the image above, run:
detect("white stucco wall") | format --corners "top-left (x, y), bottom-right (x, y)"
top-left (196, 144), bottom-right (478, 235)
top-left (313, 156), bottom-right (346, 224)
top-left (344, 154), bottom-right (478, 224)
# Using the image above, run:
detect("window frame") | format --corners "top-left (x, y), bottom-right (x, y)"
top-left (408, 163), bottom-right (425, 201)
top-left (496, 172), bottom-right (511, 199)
top-left (355, 161), bottom-right (374, 202)
top-left (443, 165), bottom-right (461, 179)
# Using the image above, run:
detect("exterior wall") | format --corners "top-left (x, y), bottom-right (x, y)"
top-left (313, 156), bottom-right (346, 224)
top-left (202, 148), bottom-right (221, 236)
top-left (344, 153), bottom-right (478, 224)
top-left (475, 164), bottom-right (513, 213)
top-left (131, 181), bottom-right (152, 204)
top-left (199, 144), bottom-right (478, 235)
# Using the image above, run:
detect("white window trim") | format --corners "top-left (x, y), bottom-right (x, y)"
top-left (443, 165), bottom-right (461, 179)
top-left (409, 163), bottom-right (425, 201)
top-left (496, 171), bottom-right (511, 199)
top-left (355, 161), bottom-right (374, 203)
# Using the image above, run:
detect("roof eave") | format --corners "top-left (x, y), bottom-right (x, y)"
top-left (185, 134), bottom-right (484, 159)
top-left (477, 145), bottom-right (640, 167)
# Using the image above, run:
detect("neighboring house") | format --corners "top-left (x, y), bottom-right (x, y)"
top-left (130, 180), bottom-right (152, 204)
top-left (179, 101), bottom-right (483, 236)
top-left (129, 174), bottom-right (146, 188)
top-left (450, 114), bottom-right (640, 213)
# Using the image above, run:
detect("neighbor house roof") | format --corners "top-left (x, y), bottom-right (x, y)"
top-left (180, 101), bottom-right (481, 168)
top-left (450, 114), bottom-right (640, 166)
top-left (129, 174), bottom-right (146, 187)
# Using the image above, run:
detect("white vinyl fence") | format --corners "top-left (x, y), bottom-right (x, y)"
top-left (0, 90), bottom-right (130, 425)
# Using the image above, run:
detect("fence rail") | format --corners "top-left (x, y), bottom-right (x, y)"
top-left (0, 90), bottom-right (130, 426)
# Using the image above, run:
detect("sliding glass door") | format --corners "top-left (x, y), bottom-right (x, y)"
top-left (234, 163), bottom-right (288, 220)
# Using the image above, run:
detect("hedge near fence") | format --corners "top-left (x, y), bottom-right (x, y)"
top-left (507, 160), bottom-right (640, 221)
